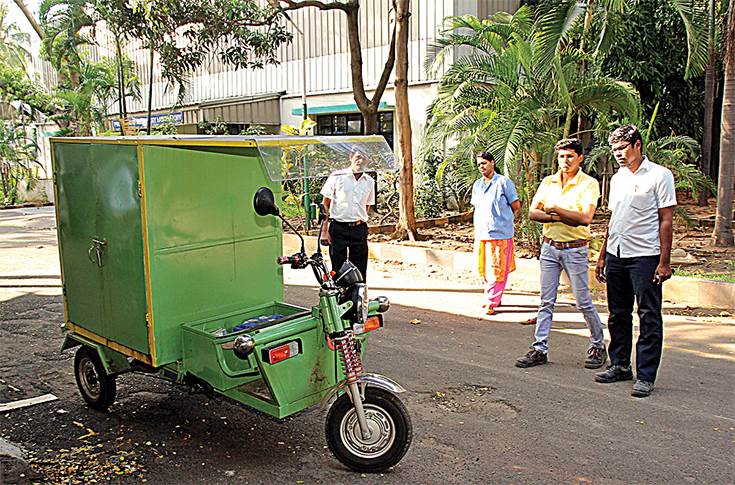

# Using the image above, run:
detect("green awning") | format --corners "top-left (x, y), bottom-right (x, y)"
top-left (292, 101), bottom-right (391, 116)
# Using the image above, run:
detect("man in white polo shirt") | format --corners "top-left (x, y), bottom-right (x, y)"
top-left (319, 149), bottom-right (375, 280)
top-left (594, 124), bottom-right (676, 398)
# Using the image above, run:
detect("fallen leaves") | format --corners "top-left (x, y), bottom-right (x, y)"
top-left (28, 444), bottom-right (147, 484)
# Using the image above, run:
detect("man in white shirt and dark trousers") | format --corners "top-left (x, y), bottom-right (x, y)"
top-left (320, 150), bottom-right (376, 280)
top-left (595, 125), bottom-right (677, 398)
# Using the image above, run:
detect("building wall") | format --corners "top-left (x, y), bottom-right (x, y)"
top-left (115, 0), bottom-right (466, 114)
top-left (108, 1), bottom-right (519, 135)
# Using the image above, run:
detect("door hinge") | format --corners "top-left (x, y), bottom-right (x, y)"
top-left (145, 312), bottom-right (151, 327)
top-left (62, 284), bottom-right (67, 296)
top-left (137, 180), bottom-right (143, 198)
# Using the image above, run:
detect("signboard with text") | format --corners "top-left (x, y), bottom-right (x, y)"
top-left (112, 112), bottom-right (184, 131)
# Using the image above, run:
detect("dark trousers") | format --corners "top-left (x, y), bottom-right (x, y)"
top-left (605, 253), bottom-right (664, 382)
top-left (328, 221), bottom-right (369, 280)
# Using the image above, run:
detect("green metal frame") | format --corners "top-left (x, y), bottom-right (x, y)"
top-left (52, 135), bottom-right (379, 421)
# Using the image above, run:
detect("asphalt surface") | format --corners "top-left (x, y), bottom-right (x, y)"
top-left (1, 207), bottom-right (734, 484)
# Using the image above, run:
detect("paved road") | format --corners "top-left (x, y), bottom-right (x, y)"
top-left (1, 207), bottom-right (734, 484)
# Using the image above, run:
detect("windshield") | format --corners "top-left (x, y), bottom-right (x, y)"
top-left (255, 135), bottom-right (396, 181)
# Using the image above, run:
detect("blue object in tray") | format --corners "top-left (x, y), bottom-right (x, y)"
top-left (232, 314), bottom-right (284, 333)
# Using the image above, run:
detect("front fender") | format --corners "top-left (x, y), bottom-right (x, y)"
top-left (320, 372), bottom-right (406, 408)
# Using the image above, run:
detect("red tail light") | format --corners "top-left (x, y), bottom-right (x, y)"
top-left (263, 340), bottom-right (301, 364)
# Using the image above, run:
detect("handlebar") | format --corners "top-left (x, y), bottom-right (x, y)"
top-left (276, 251), bottom-right (336, 289)
top-left (276, 255), bottom-right (300, 266)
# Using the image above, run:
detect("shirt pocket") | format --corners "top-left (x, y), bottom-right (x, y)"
top-left (353, 183), bottom-right (371, 204)
top-left (630, 186), bottom-right (655, 211)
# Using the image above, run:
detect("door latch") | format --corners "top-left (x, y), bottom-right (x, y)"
top-left (87, 238), bottom-right (107, 267)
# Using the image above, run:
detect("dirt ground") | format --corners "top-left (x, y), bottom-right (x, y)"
top-left (370, 197), bottom-right (735, 278)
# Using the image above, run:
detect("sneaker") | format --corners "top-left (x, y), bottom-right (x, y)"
top-left (594, 365), bottom-right (633, 383)
top-left (631, 380), bottom-right (655, 398)
top-left (515, 348), bottom-right (548, 368)
top-left (584, 346), bottom-right (608, 369)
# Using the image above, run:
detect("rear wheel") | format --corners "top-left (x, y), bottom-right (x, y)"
top-left (326, 387), bottom-right (412, 472)
top-left (74, 346), bottom-right (116, 411)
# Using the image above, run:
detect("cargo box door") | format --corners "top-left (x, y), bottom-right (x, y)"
top-left (55, 143), bottom-right (149, 355)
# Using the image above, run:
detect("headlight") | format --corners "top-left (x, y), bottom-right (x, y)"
top-left (355, 284), bottom-right (368, 324)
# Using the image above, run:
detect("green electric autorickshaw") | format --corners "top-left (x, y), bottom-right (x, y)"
top-left (51, 135), bottom-right (412, 472)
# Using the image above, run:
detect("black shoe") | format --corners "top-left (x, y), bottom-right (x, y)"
top-left (515, 348), bottom-right (548, 368)
top-left (631, 379), bottom-right (655, 398)
top-left (584, 346), bottom-right (608, 369)
top-left (594, 365), bottom-right (633, 383)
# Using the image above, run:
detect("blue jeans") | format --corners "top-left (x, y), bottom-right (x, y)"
top-left (533, 243), bottom-right (605, 353)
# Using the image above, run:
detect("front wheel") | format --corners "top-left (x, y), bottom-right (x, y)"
top-left (74, 346), bottom-right (117, 411)
top-left (326, 387), bottom-right (412, 472)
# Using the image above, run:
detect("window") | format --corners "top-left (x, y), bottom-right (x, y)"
top-left (378, 112), bottom-right (394, 148)
top-left (317, 116), bottom-right (333, 135)
top-left (315, 112), bottom-right (394, 148)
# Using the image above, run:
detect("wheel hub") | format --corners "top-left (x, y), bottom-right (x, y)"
top-left (79, 357), bottom-right (101, 399)
top-left (341, 405), bottom-right (395, 457)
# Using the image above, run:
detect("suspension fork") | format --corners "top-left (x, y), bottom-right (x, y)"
top-left (320, 290), bottom-right (372, 440)
top-left (334, 333), bottom-right (371, 439)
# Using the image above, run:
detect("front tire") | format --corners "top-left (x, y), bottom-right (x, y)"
top-left (326, 387), bottom-right (412, 472)
top-left (74, 346), bottom-right (116, 411)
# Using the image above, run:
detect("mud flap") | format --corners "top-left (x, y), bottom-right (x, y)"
top-left (61, 334), bottom-right (131, 375)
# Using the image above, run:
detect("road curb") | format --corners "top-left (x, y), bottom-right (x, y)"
top-left (0, 437), bottom-right (29, 484)
top-left (284, 234), bottom-right (735, 310)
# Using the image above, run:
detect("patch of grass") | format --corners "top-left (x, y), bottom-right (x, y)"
top-left (280, 199), bottom-right (303, 219)
top-left (674, 270), bottom-right (735, 283)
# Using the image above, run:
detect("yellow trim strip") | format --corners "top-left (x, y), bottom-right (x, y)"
top-left (138, 144), bottom-right (158, 367)
top-left (49, 137), bottom-right (257, 147)
top-left (49, 143), bottom-right (69, 322)
top-left (48, 135), bottom-right (386, 149)
top-left (67, 322), bottom-right (152, 365)
top-left (253, 135), bottom-right (386, 147)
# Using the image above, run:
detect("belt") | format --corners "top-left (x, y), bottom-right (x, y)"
top-left (542, 237), bottom-right (588, 249)
top-left (329, 219), bottom-right (366, 227)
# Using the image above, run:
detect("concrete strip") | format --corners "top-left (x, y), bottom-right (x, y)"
top-left (0, 394), bottom-right (58, 413)
top-left (284, 233), bottom-right (735, 310)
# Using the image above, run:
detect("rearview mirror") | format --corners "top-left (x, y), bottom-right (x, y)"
top-left (253, 187), bottom-right (280, 216)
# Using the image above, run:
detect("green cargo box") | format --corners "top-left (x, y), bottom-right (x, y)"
top-left (52, 137), bottom-right (285, 367)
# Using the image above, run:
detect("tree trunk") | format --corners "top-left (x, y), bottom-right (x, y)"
top-left (699, 0), bottom-right (717, 206)
top-left (712, 2), bottom-right (734, 247)
top-left (11, 0), bottom-right (44, 39)
top-left (281, 2), bottom-right (396, 135)
top-left (147, 46), bottom-right (154, 135)
top-left (576, 0), bottom-right (593, 149)
top-left (361, 108), bottom-right (379, 135)
top-left (115, 36), bottom-right (127, 120)
top-left (391, 0), bottom-right (417, 241)
top-left (69, 69), bottom-right (80, 90)
top-left (342, 3), bottom-right (396, 135)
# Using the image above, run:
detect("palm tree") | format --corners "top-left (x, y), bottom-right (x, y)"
top-left (0, 120), bottom-right (40, 205)
top-left (39, 0), bottom-right (96, 89)
top-left (712, 1), bottom-right (734, 246)
top-left (423, 7), bottom-right (639, 190)
top-left (53, 57), bottom-right (132, 135)
top-left (671, 0), bottom-right (727, 206)
top-left (422, 6), bottom-right (640, 247)
top-left (0, 2), bottom-right (31, 73)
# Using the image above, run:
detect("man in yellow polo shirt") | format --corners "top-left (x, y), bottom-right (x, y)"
top-left (515, 138), bottom-right (606, 369)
